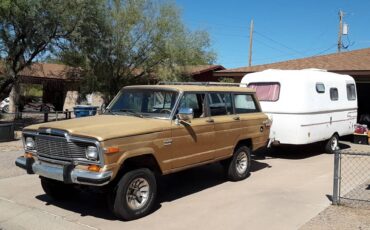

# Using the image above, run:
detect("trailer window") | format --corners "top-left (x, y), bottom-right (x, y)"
top-left (234, 94), bottom-right (259, 113)
top-left (346, 84), bottom-right (356, 100)
top-left (316, 83), bottom-right (325, 93)
top-left (330, 88), bottom-right (339, 101)
top-left (248, 82), bottom-right (280, 101)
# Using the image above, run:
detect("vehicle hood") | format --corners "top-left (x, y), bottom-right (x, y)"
top-left (24, 115), bottom-right (171, 141)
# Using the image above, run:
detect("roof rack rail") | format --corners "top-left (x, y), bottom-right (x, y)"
top-left (157, 81), bottom-right (246, 87)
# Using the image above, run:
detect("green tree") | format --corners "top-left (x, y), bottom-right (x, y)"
top-left (66, 0), bottom-right (215, 102)
top-left (0, 0), bottom-right (105, 112)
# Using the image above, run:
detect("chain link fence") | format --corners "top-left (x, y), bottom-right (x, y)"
top-left (0, 111), bottom-right (73, 129)
top-left (333, 149), bottom-right (370, 209)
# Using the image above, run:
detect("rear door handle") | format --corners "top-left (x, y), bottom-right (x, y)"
top-left (206, 118), bottom-right (214, 123)
top-left (233, 116), bottom-right (240, 120)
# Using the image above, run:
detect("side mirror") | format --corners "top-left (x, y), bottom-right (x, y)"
top-left (177, 108), bottom-right (194, 124)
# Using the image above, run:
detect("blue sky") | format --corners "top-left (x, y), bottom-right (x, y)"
top-left (176, 0), bottom-right (370, 68)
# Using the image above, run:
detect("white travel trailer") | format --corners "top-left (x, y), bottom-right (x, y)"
top-left (241, 69), bottom-right (358, 153)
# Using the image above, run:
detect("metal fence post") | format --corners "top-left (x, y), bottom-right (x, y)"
top-left (44, 112), bottom-right (48, 122)
top-left (332, 150), bottom-right (340, 205)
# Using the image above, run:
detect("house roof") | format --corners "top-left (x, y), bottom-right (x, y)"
top-left (185, 65), bottom-right (225, 75)
top-left (0, 62), bottom-right (81, 81)
top-left (214, 48), bottom-right (370, 77)
top-left (19, 63), bottom-right (81, 80)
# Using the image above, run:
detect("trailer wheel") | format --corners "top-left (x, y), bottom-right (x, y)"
top-left (325, 134), bottom-right (339, 154)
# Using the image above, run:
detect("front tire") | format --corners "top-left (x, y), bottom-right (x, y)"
top-left (225, 146), bottom-right (251, 181)
top-left (110, 168), bottom-right (157, 221)
top-left (325, 134), bottom-right (340, 154)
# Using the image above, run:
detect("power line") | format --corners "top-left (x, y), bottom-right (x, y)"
top-left (211, 32), bottom-right (249, 38)
top-left (186, 20), bottom-right (250, 30)
top-left (254, 30), bottom-right (306, 56)
top-left (254, 37), bottom-right (296, 55)
top-left (312, 44), bottom-right (337, 56)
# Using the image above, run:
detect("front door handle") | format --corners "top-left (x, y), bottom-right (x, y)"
top-left (233, 116), bottom-right (240, 120)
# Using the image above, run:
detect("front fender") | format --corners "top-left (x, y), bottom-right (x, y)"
top-left (118, 147), bottom-right (156, 166)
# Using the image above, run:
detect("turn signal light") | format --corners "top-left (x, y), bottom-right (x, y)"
top-left (263, 119), bottom-right (272, 127)
top-left (88, 165), bottom-right (101, 172)
top-left (24, 153), bottom-right (33, 158)
top-left (106, 147), bottom-right (119, 154)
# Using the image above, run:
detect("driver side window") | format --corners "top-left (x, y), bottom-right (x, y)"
top-left (178, 93), bottom-right (205, 118)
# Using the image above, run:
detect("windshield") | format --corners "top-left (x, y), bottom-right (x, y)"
top-left (107, 89), bottom-right (179, 119)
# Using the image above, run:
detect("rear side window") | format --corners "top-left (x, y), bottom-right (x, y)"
top-left (316, 83), bottom-right (325, 93)
top-left (330, 88), bottom-right (338, 101)
top-left (248, 82), bottom-right (280, 101)
top-left (208, 93), bottom-right (233, 116)
top-left (346, 84), bottom-right (356, 100)
top-left (234, 94), bottom-right (259, 114)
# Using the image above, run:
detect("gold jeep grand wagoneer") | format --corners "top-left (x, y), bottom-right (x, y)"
top-left (15, 82), bottom-right (271, 220)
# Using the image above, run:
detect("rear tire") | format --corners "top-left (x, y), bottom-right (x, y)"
top-left (110, 168), bottom-right (157, 221)
top-left (225, 146), bottom-right (251, 181)
top-left (325, 134), bottom-right (339, 154)
top-left (40, 177), bottom-right (78, 200)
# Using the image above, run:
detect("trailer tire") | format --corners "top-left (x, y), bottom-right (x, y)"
top-left (325, 134), bottom-right (339, 154)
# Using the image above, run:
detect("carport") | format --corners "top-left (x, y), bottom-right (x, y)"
top-left (213, 48), bottom-right (370, 125)
top-left (15, 63), bottom-right (80, 111)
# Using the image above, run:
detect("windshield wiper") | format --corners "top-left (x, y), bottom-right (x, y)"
top-left (119, 109), bottom-right (143, 118)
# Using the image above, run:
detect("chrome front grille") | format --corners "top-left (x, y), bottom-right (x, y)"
top-left (36, 136), bottom-right (90, 162)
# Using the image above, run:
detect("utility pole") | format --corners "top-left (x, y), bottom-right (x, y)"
top-left (337, 10), bottom-right (344, 53)
top-left (248, 19), bottom-right (254, 67)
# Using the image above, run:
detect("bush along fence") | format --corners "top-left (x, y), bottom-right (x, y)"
top-left (333, 149), bottom-right (370, 209)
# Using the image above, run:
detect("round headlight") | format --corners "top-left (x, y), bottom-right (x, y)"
top-left (85, 146), bottom-right (98, 160)
top-left (25, 137), bottom-right (35, 149)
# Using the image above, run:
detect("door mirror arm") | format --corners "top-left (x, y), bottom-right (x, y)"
top-left (176, 108), bottom-right (194, 126)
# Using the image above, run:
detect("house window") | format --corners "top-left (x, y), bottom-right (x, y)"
top-left (248, 82), bottom-right (280, 101)
top-left (330, 88), bottom-right (339, 101)
top-left (346, 84), bottom-right (356, 100)
top-left (234, 94), bottom-right (259, 114)
top-left (316, 83), bottom-right (325, 93)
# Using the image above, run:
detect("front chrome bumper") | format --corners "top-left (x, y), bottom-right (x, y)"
top-left (15, 157), bottom-right (112, 186)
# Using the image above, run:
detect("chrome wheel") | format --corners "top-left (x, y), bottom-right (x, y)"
top-left (236, 151), bottom-right (248, 175)
top-left (126, 177), bottom-right (150, 210)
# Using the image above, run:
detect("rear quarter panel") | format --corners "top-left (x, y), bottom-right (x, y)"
top-left (238, 112), bottom-right (270, 151)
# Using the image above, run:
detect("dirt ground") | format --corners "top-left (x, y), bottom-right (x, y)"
top-left (300, 205), bottom-right (370, 230)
